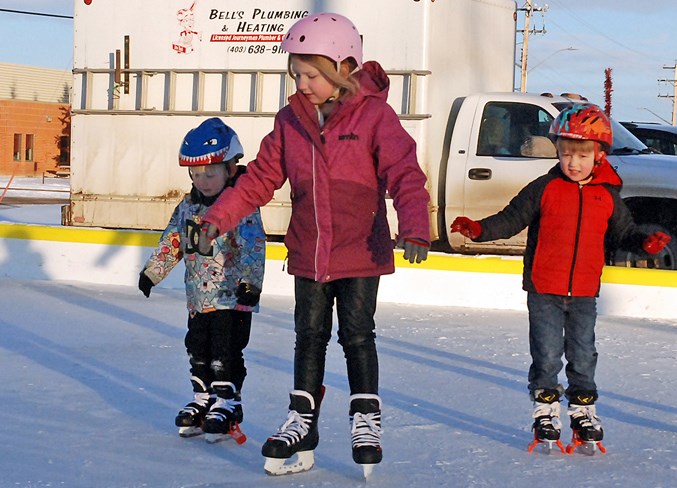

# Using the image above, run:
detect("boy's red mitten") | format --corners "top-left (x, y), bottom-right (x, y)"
top-left (642, 231), bottom-right (671, 254)
top-left (450, 216), bottom-right (482, 240)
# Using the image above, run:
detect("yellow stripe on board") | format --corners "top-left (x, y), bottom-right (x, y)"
top-left (0, 222), bottom-right (160, 247)
top-left (393, 250), bottom-right (677, 288)
top-left (1, 222), bottom-right (675, 288)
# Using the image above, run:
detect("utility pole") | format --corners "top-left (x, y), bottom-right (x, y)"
top-left (518, 1), bottom-right (547, 92)
top-left (658, 62), bottom-right (677, 125)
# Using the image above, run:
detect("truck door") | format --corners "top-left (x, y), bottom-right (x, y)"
top-left (462, 100), bottom-right (557, 253)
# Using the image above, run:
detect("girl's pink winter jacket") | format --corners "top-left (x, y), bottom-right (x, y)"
top-left (203, 61), bottom-right (430, 283)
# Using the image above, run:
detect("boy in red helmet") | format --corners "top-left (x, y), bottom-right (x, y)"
top-left (451, 103), bottom-right (670, 454)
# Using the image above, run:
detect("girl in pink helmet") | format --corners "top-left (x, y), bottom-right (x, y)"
top-left (199, 12), bottom-right (431, 477)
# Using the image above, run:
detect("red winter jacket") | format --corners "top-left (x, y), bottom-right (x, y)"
top-left (475, 160), bottom-right (646, 297)
top-left (203, 61), bottom-right (430, 282)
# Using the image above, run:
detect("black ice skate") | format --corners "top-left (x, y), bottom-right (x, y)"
top-left (527, 388), bottom-right (565, 454)
top-left (262, 389), bottom-right (324, 476)
top-left (566, 401), bottom-right (606, 454)
top-left (175, 376), bottom-right (214, 438)
top-left (349, 394), bottom-right (383, 478)
top-left (202, 381), bottom-right (246, 444)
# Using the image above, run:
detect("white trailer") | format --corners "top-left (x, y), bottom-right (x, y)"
top-left (67, 0), bottom-right (516, 241)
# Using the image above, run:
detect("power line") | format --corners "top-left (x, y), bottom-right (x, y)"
top-left (0, 8), bottom-right (72, 20)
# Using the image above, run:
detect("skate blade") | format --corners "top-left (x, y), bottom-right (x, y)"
top-left (264, 451), bottom-right (315, 476)
top-left (204, 424), bottom-right (247, 445)
top-left (566, 433), bottom-right (606, 455)
top-left (361, 463), bottom-right (375, 479)
top-left (528, 438), bottom-right (565, 454)
top-left (566, 439), bottom-right (606, 455)
top-left (205, 433), bottom-right (228, 444)
top-left (229, 423), bottom-right (247, 445)
top-left (178, 426), bottom-right (203, 438)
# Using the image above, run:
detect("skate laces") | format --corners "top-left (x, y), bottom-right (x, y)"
top-left (269, 410), bottom-right (312, 446)
top-left (179, 391), bottom-right (211, 415)
top-left (533, 401), bottom-right (562, 430)
top-left (569, 404), bottom-right (601, 430)
top-left (351, 411), bottom-right (383, 448)
top-left (205, 396), bottom-right (241, 422)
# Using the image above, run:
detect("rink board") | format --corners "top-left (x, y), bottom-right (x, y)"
top-left (0, 222), bottom-right (675, 321)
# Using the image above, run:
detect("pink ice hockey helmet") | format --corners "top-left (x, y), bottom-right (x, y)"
top-left (281, 12), bottom-right (363, 68)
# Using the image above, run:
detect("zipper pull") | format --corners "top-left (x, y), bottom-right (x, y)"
top-left (320, 131), bottom-right (325, 144)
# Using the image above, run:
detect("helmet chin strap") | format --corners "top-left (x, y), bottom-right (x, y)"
top-left (322, 60), bottom-right (360, 104)
top-left (587, 142), bottom-right (606, 179)
top-left (323, 87), bottom-right (341, 104)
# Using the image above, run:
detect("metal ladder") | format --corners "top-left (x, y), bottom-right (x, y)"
top-left (72, 67), bottom-right (431, 120)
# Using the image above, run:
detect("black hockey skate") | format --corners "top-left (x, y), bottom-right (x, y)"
top-left (202, 382), bottom-right (246, 445)
top-left (175, 377), bottom-right (214, 438)
top-left (350, 394), bottom-right (383, 478)
top-left (262, 388), bottom-right (324, 476)
top-left (566, 400), bottom-right (605, 455)
top-left (527, 388), bottom-right (565, 454)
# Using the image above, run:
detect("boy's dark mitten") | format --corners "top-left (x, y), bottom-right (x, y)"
top-left (236, 282), bottom-right (261, 307)
top-left (138, 270), bottom-right (154, 298)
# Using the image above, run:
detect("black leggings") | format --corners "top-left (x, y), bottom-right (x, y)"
top-left (185, 309), bottom-right (252, 392)
top-left (293, 276), bottom-right (380, 398)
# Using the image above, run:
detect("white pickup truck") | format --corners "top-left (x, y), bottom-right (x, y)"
top-left (438, 92), bottom-right (677, 270)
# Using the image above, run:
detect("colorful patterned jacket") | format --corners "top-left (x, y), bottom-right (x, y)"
top-left (143, 170), bottom-right (265, 313)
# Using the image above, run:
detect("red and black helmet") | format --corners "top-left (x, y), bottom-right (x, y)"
top-left (549, 103), bottom-right (613, 152)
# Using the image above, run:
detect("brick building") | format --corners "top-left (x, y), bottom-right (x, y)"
top-left (0, 62), bottom-right (72, 176)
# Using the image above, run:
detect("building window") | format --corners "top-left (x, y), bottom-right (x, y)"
top-left (13, 134), bottom-right (22, 161)
top-left (25, 134), bottom-right (34, 161)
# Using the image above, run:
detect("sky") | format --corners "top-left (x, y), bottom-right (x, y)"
top-left (0, 1), bottom-right (676, 122)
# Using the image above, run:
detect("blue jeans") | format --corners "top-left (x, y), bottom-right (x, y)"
top-left (527, 292), bottom-right (598, 399)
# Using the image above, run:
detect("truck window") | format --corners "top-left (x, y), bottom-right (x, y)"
top-left (477, 102), bottom-right (557, 158)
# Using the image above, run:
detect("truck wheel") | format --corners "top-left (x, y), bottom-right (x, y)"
top-left (609, 224), bottom-right (677, 270)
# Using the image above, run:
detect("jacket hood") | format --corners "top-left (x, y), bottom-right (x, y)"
top-left (355, 60), bottom-right (390, 102)
top-left (286, 60), bottom-right (392, 159)
top-left (591, 156), bottom-right (623, 187)
top-left (288, 60), bottom-right (390, 112)
top-left (549, 156), bottom-right (622, 188)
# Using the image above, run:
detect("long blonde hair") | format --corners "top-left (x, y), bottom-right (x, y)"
top-left (288, 54), bottom-right (360, 98)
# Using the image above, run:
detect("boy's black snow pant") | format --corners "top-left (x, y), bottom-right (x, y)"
top-left (293, 276), bottom-right (380, 400)
top-left (185, 309), bottom-right (252, 392)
